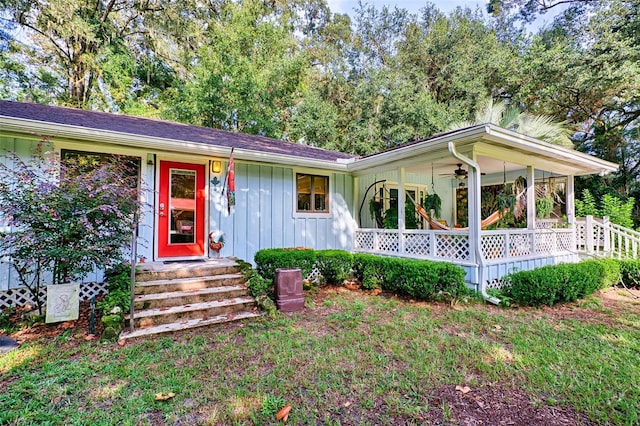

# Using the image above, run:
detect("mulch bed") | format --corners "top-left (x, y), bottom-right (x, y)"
top-left (1, 298), bottom-right (104, 344)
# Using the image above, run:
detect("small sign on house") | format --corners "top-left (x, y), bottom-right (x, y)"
top-left (46, 283), bottom-right (80, 323)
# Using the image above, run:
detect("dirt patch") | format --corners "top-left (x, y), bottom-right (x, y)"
top-left (2, 298), bottom-right (104, 344)
top-left (423, 382), bottom-right (597, 425)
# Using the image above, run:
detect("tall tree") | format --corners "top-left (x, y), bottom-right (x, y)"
top-left (166, 0), bottom-right (310, 137)
top-left (0, 0), bottom-right (181, 110)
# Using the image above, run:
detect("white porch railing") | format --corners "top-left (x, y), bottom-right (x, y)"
top-left (480, 229), bottom-right (574, 262)
top-left (576, 216), bottom-right (640, 259)
top-left (354, 229), bottom-right (473, 263)
top-left (355, 215), bottom-right (640, 265)
top-left (353, 227), bottom-right (573, 265)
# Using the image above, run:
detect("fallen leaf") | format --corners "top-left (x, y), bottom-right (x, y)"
top-left (455, 385), bottom-right (471, 394)
top-left (117, 339), bottom-right (126, 347)
top-left (84, 334), bottom-right (97, 341)
top-left (493, 324), bottom-right (502, 331)
top-left (343, 401), bottom-right (352, 407)
top-left (371, 289), bottom-right (382, 296)
top-left (154, 392), bottom-right (176, 401)
top-left (276, 403), bottom-right (292, 422)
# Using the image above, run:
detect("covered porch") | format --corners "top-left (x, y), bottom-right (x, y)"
top-left (349, 125), bottom-right (618, 295)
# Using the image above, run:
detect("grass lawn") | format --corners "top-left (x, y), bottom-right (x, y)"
top-left (1, 286), bottom-right (639, 425)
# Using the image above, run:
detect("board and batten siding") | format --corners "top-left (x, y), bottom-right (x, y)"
top-left (209, 161), bottom-right (355, 264)
top-left (0, 135), bottom-right (156, 291)
top-left (0, 136), bottom-right (38, 291)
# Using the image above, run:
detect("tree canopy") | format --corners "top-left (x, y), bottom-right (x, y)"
top-left (1, 0), bottom-right (638, 220)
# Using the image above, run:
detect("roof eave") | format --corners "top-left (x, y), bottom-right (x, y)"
top-left (483, 124), bottom-right (618, 175)
top-left (348, 125), bottom-right (487, 173)
top-left (348, 124), bottom-right (618, 176)
top-left (0, 116), bottom-right (350, 172)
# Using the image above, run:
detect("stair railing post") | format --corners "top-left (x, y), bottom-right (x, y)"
top-left (129, 174), bottom-right (142, 333)
top-left (129, 212), bottom-right (138, 333)
top-left (585, 215), bottom-right (594, 255)
top-left (602, 216), bottom-right (611, 256)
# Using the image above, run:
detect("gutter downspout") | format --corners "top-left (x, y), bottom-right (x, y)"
top-left (448, 141), bottom-right (500, 305)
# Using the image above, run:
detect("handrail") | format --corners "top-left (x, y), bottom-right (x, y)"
top-left (575, 216), bottom-right (640, 259)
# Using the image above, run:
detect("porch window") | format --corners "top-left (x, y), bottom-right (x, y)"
top-left (296, 173), bottom-right (329, 213)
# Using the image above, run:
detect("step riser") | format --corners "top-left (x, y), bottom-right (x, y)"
top-left (131, 301), bottom-right (256, 329)
top-left (134, 288), bottom-right (248, 310)
top-left (134, 276), bottom-right (245, 295)
top-left (136, 265), bottom-right (240, 282)
top-left (120, 312), bottom-right (261, 340)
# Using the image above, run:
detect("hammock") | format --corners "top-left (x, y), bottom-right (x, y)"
top-left (415, 204), bottom-right (509, 231)
top-left (406, 192), bottom-right (516, 231)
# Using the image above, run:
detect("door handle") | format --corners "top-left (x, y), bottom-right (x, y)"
top-left (159, 202), bottom-right (165, 217)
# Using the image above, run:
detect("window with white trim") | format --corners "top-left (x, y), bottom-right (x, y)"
top-left (296, 173), bottom-right (329, 213)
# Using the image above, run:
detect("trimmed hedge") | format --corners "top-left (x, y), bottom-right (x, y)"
top-left (505, 259), bottom-right (620, 306)
top-left (254, 249), bottom-right (468, 301)
top-left (254, 248), bottom-right (317, 282)
top-left (352, 253), bottom-right (384, 290)
top-left (353, 253), bottom-right (468, 300)
top-left (315, 250), bottom-right (353, 285)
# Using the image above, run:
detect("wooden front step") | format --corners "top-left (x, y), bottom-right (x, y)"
top-left (121, 258), bottom-right (259, 338)
top-left (134, 285), bottom-right (248, 310)
top-left (131, 297), bottom-right (256, 329)
top-left (134, 273), bottom-right (245, 295)
top-left (135, 258), bottom-right (240, 282)
top-left (119, 311), bottom-right (261, 340)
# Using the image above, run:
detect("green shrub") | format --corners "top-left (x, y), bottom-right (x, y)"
top-left (98, 266), bottom-right (131, 314)
top-left (315, 250), bottom-right (353, 285)
top-left (352, 253), bottom-right (384, 290)
top-left (354, 253), bottom-right (467, 300)
top-left (619, 259), bottom-right (640, 288)
top-left (254, 248), bottom-right (317, 282)
top-left (237, 259), bottom-right (273, 298)
top-left (506, 259), bottom-right (618, 306)
top-left (597, 258), bottom-right (622, 287)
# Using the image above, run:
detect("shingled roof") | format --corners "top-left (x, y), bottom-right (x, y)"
top-left (0, 100), bottom-right (356, 162)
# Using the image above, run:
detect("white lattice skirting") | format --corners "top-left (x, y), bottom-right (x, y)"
top-left (0, 282), bottom-right (108, 310)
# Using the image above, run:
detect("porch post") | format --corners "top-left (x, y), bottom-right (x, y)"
top-left (566, 175), bottom-right (575, 226)
top-left (353, 176), bottom-right (360, 227)
top-left (526, 166), bottom-right (536, 230)
top-left (566, 174), bottom-right (576, 253)
top-left (398, 167), bottom-right (406, 254)
top-left (468, 159), bottom-right (480, 265)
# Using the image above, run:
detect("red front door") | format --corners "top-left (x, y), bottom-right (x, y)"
top-left (158, 161), bottom-right (206, 258)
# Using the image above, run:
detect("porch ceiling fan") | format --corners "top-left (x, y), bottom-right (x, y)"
top-left (439, 164), bottom-right (485, 180)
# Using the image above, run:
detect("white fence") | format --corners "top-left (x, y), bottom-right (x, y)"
top-left (576, 216), bottom-right (640, 259)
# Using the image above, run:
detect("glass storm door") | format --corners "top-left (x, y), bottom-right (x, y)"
top-left (158, 161), bottom-right (206, 258)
